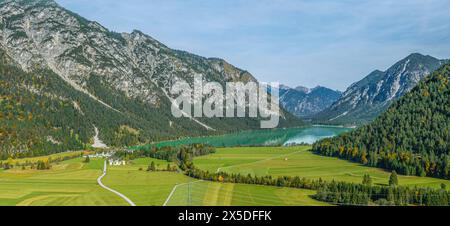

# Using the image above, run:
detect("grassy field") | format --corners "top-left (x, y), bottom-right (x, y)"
top-left (102, 159), bottom-right (195, 206)
top-left (0, 155), bottom-right (328, 206)
top-left (194, 146), bottom-right (450, 189)
top-left (165, 180), bottom-right (327, 206)
top-left (102, 158), bottom-right (329, 206)
top-left (1, 151), bottom-right (85, 165)
top-left (2, 146), bottom-right (449, 206)
top-left (0, 158), bottom-right (127, 206)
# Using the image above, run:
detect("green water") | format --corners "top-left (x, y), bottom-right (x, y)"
top-left (141, 126), bottom-right (352, 149)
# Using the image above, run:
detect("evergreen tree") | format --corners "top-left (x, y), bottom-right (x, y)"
top-left (147, 161), bottom-right (156, 171)
top-left (389, 171), bottom-right (399, 186)
top-left (362, 174), bottom-right (373, 186)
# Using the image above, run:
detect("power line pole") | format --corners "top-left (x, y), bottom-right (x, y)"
top-left (188, 182), bottom-right (191, 206)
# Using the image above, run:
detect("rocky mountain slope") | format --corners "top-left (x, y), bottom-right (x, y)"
top-left (280, 85), bottom-right (341, 118)
top-left (313, 53), bottom-right (447, 125)
top-left (313, 62), bottom-right (450, 179)
top-left (0, 0), bottom-right (301, 158)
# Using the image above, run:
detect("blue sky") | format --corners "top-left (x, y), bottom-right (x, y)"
top-left (56, 0), bottom-right (450, 91)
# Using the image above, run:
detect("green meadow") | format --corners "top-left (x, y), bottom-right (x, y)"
top-left (0, 155), bottom-right (328, 206)
top-left (164, 180), bottom-right (326, 206)
top-left (194, 146), bottom-right (450, 189)
top-left (102, 157), bottom-right (328, 206)
top-left (2, 145), bottom-right (448, 206)
top-left (0, 158), bottom-right (127, 206)
top-left (1, 151), bottom-right (85, 165)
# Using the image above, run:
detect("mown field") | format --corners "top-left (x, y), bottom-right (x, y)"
top-left (164, 180), bottom-right (325, 206)
top-left (103, 158), bottom-right (328, 206)
top-left (1, 151), bottom-right (85, 165)
top-left (3, 145), bottom-right (447, 206)
top-left (0, 158), bottom-right (127, 206)
top-left (0, 155), bottom-right (328, 206)
top-left (194, 146), bottom-right (450, 189)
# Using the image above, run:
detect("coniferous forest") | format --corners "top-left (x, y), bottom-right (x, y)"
top-left (0, 46), bottom-right (301, 160)
top-left (313, 63), bottom-right (450, 179)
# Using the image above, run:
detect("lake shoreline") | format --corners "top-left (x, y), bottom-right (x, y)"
top-left (132, 126), bottom-right (353, 149)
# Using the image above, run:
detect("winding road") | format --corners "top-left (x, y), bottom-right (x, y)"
top-left (97, 161), bottom-right (136, 206)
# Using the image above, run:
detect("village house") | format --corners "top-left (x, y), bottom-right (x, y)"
top-left (87, 152), bottom-right (114, 159)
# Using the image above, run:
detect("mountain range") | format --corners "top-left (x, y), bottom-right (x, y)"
top-left (279, 85), bottom-right (342, 118)
top-left (313, 62), bottom-right (450, 179)
top-left (0, 0), bottom-right (301, 157)
top-left (0, 0), bottom-right (447, 159)
top-left (312, 53), bottom-right (448, 125)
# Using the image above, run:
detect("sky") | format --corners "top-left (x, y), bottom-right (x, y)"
top-left (55, 0), bottom-right (450, 91)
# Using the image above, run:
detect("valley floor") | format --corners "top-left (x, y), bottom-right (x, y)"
top-left (0, 159), bottom-right (126, 206)
top-left (0, 156), bottom-right (327, 206)
top-left (1, 146), bottom-right (448, 206)
top-left (194, 146), bottom-right (450, 189)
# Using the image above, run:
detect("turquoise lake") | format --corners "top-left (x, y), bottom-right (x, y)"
top-left (147, 126), bottom-right (353, 148)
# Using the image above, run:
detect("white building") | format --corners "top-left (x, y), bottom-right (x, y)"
top-left (87, 152), bottom-right (114, 159)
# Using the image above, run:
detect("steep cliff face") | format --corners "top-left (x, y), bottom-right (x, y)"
top-left (0, 0), bottom-right (301, 157)
top-left (313, 53), bottom-right (447, 125)
top-left (0, 0), bottom-right (257, 108)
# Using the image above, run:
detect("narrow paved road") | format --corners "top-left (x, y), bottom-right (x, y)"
top-left (97, 161), bottom-right (136, 206)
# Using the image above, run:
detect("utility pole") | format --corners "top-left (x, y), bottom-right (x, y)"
top-left (188, 182), bottom-right (191, 206)
top-left (187, 171), bottom-right (192, 206)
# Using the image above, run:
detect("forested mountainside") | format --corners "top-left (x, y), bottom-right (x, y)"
top-left (0, 0), bottom-right (301, 159)
top-left (313, 63), bottom-right (450, 179)
top-left (313, 53), bottom-right (447, 125)
top-left (280, 85), bottom-right (342, 118)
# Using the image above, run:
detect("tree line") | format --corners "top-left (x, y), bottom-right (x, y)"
top-left (185, 165), bottom-right (449, 206)
top-left (114, 143), bottom-right (216, 166)
top-left (145, 161), bottom-right (178, 172)
top-left (0, 152), bottom-right (84, 170)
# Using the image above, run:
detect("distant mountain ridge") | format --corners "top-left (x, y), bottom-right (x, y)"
top-left (0, 0), bottom-right (301, 158)
top-left (280, 85), bottom-right (342, 118)
top-left (313, 53), bottom-right (447, 125)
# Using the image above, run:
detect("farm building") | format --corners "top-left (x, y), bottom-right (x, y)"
top-left (87, 152), bottom-right (113, 159)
